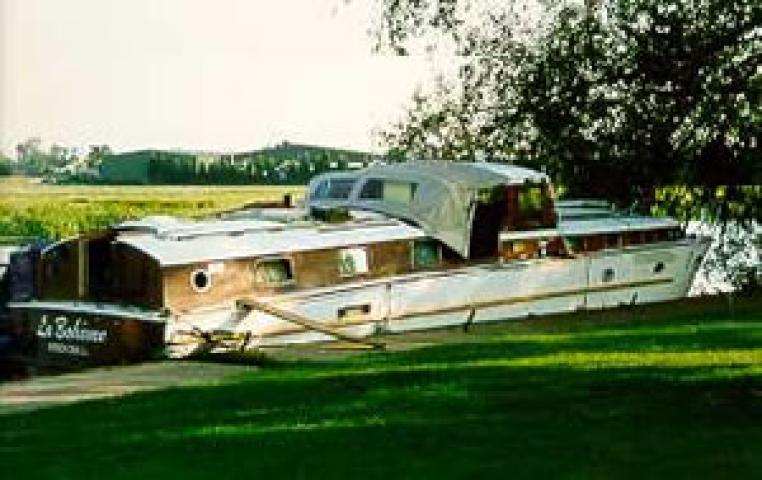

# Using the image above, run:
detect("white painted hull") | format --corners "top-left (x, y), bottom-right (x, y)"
top-left (166, 239), bottom-right (709, 353)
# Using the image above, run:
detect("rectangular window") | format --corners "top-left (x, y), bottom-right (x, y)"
top-left (321, 178), bottom-right (355, 199)
top-left (564, 236), bottom-right (583, 254)
top-left (383, 180), bottom-right (417, 204)
top-left (359, 179), bottom-right (383, 199)
top-left (517, 186), bottom-right (545, 223)
top-left (412, 240), bottom-right (442, 269)
top-left (254, 258), bottom-right (294, 286)
top-left (338, 247), bottom-right (369, 277)
top-left (605, 234), bottom-right (620, 248)
top-left (359, 178), bottom-right (417, 204)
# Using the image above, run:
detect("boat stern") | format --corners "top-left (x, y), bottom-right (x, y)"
top-left (8, 301), bottom-right (167, 369)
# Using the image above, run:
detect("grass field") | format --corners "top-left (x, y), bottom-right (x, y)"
top-left (0, 176), bottom-right (303, 240)
top-left (0, 297), bottom-right (759, 479)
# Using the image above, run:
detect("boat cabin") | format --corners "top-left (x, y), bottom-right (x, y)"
top-left (26, 162), bottom-right (683, 317)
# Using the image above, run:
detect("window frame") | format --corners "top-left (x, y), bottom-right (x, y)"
top-left (358, 178), bottom-right (384, 200)
top-left (337, 246), bottom-right (370, 278)
top-left (189, 268), bottom-right (212, 293)
top-left (252, 256), bottom-right (296, 288)
top-left (410, 239), bottom-right (443, 271)
top-left (358, 178), bottom-right (418, 204)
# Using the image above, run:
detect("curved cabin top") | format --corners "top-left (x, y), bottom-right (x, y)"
top-left (33, 162), bottom-right (684, 315)
top-left (307, 161), bottom-right (555, 258)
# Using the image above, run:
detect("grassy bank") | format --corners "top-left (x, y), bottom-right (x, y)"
top-left (0, 297), bottom-right (760, 478)
top-left (0, 176), bottom-right (303, 239)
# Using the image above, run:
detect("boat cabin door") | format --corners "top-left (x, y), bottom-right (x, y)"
top-left (468, 186), bottom-right (508, 260)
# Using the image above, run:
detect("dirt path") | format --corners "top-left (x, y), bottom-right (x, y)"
top-left (0, 361), bottom-right (255, 414)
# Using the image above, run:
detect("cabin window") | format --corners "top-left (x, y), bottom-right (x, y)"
top-left (518, 185), bottom-right (553, 228)
top-left (313, 178), bottom-right (356, 200)
top-left (384, 180), bottom-right (417, 204)
top-left (190, 269), bottom-right (212, 293)
top-left (518, 186), bottom-right (544, 218)
top-left (359, 179), bottom-right (383, 199)
top-left (338, 247), bottom-right (369, 277)
top-left (359, 179), bottom-right (417, 204)
top-left (507, 183), bottom-right (555, 230)
top-left (254, 258), bottom-right (294, 286)
top-left (564, 236), bottom-right (583, 254)
top-left (412, 240), bottom-right (442, 269)
top-left (605, 234), bottom-right (620, 249)
top-left (313, 180), bottom-right (329, 199)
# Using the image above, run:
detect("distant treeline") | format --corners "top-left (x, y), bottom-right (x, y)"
top-left (3, 140), bottom-right (381, 185)
top-left (0, 157), bottom-right (12, 176)
top-left (144, 157), bottom-right (343, 185)
top-left (95, 143), bottom-right (380, 185)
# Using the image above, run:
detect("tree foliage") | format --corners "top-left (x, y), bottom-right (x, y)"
top-left (378, 0), bottom-right (761, 225)
top-left (14, 138), bottom-right (77, 175)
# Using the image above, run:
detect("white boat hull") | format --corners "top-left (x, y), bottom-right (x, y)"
top-left (166, 239), bottom-right (709, 352)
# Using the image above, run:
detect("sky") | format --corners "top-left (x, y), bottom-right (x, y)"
top-left (0, 0), bottom-right (437, 154)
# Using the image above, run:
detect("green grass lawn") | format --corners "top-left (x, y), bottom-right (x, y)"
top-left (1, 298), bottom-right (760, 479)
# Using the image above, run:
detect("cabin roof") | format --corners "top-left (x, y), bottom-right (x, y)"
top-left (359, 162), bottom-right (549, 188)
top-left (116, 219), bottom-right (425, 267)
top-left (553, 200), bottom-right (680, 234)
top-left (499, 212), bottom-right (680, 241)
top-left (308, 161), bottom-right (550, 257)
top-left (558, 216), bottom-right (680, 236)
top-left (116, 216), bottom-right (287, 240)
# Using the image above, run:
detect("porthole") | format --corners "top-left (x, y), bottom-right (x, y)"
top-left (653, 261), bottom-right (665, 274)
top-left (190, 269), bottom-right (212, 293)
top-left (602, 268), bottom-right (615, 283)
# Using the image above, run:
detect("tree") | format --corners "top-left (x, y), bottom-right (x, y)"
top-left (86, 145), bottom-right (112, 168)
top-left (378, 0), bottom-right (760, 222)
top-left (15, 137), bottom-right (48, 174)
top-left (376, 0), bottom-right (761, 289)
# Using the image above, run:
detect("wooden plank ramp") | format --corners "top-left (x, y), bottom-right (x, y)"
top-left (237, 298), bottom-right (386, 350)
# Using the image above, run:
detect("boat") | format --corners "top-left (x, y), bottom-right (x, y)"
top-left (4, 162), bottom-right (710, 368)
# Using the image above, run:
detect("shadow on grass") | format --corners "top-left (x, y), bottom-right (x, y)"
top-left (0, 304), bottom-right (760, 479)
